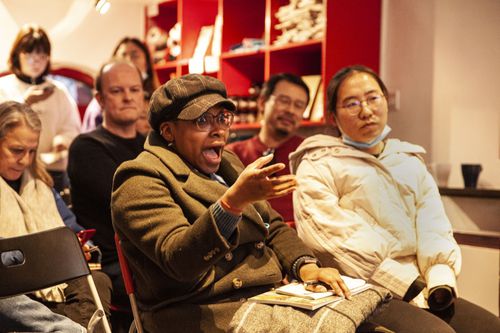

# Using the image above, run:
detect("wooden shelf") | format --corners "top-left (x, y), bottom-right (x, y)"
top-left (147, 0), bottom-right (381, 133)
top-left (453, 230), bottom-right (500, 249)
top-left (268, 39), bottom-right (322, 54)
top-left (220, 49), bottom-right (265, 60)
top-left (230, 122), bottom-right (261, 131)
top-left (230, 120), bottom-right (324, 132)
top-left (439, 187), bottom-right (500, 198)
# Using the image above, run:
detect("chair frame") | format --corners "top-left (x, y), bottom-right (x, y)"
top-left (115, 233), bottom-right (145, 333)
top-left (0, 227), bottom-right (111, 333)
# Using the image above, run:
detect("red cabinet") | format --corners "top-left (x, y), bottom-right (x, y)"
top-left (146, 0), bottom-right (381, 128)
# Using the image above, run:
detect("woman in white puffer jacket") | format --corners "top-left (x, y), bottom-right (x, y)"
top-left (290, 65), bottom-right (500, 333)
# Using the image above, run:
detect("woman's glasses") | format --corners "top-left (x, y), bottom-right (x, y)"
top-left (193, 110), bottom-right (234, 131)
top-left (338, 93), bottom-right (385, 115)
top-left (20, 52), bottom-right (49, 64)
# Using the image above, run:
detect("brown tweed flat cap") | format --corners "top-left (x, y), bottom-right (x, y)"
top-left (148, 74), bottom-right (236, 131)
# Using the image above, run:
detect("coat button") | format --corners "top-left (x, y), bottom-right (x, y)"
top-left (255, 241), bottom-right (265, 250)
top-left (225, 252), bottom-right (233, 261)
top-left (232, 278), bottom-right (243, 289)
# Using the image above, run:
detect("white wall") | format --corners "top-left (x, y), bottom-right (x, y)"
top-left (0, 0), bottom-right (145, 76)
top-left (381, 0), bottom-right (500, 189)
top-left (458, 244), bottom-right (499, 316)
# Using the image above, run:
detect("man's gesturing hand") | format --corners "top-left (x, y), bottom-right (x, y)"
top-left (221, 154), bottom-right (296, 212)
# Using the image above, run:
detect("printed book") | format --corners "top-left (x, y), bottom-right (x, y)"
top-left (249, 275), bottom-right (371, 311)
top-left (249, 290), bottom-right (343, 310)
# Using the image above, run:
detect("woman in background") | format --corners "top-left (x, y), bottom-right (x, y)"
top-left (0, 101), bottom-right (111, 332)
top-left (0, 23), bottom-right (81, 192)
top-left (82, 37), bottom-right (160, 132)
top-left (290, 65), bottom-right (500, 332)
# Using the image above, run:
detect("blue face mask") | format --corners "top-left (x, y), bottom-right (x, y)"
top-left (340, 125), bottom-right (391, 150)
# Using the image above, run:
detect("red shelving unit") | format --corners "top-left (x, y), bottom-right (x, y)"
top-left (146, 0), bottom-right (381, 131)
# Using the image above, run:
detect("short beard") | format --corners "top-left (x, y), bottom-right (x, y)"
top-left (274, 127), bottom-right (291, 139)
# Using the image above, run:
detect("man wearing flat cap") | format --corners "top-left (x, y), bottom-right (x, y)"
top-left (111, 74), bottom-right (384, 332)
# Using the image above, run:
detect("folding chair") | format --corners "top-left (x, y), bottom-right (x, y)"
top-left (115, 233), bottom-right (144, 333)
top-left (0, 227), bottom-right (112, 333)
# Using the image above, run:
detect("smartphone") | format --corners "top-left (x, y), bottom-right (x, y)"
top-left (42, 85), bottom-right (55, 94)
top-left (77, 229), bottom-right (96, 245)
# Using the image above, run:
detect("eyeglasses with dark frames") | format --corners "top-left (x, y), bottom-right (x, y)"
top-left (191, 110), bottom-right (234, 131)
top-left (338, 93), bottom-right (385, 115)
top-left (272, 94), bottom-right (308, 111)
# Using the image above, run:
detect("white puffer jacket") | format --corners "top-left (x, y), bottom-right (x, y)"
top-left (290, 134), bottom-right (461, 307)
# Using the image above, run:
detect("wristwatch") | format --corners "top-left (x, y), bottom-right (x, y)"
top-left (292, 256), bottom-right (321, 282)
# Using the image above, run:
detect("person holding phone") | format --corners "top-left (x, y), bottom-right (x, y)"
top-left (0, 101), bottom-right (110, 332)
top-left (0, 23), bottom-right (81, 192)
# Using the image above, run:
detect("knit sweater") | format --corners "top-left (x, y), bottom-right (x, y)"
top-left (0, 74), bottom-right (81, 171)
top-left (68, 126), bottom-right (145, 264)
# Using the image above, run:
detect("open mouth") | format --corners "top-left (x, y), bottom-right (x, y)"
top-left (202, 145), bottom-right (224, 164)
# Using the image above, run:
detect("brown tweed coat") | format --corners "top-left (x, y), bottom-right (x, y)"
top-left (111, 131), bottom-right (315, 332)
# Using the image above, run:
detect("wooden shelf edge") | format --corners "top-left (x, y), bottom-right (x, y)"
top-left (454, 230), bottom-right (500, 249)
top-left (230, 123), bottom-right (261, 131)
top-left (220, 39), bottom-right (322, 60)
top-left (268, 39), bottom-right (322, 53)
top-left (439, 187), bottom-right (500, 198)
top-left (221, 49), bottom-right (265, 60)
top-left (230, 120), bottom-right (324, 131)
top-left (301, 120), bottom-right (325, 127)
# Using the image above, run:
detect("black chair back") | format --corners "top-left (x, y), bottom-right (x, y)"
top-left (0, 227), bottom-right (89, 297)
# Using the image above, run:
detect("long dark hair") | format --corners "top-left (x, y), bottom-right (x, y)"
top-left (112, 37), bottom-right (160, 98)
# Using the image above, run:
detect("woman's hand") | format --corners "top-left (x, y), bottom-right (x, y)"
top-left (300, 264), bottom-right (351, 299)
top-left (222, 154), bottom-right (296, 211)
top-left (24, 85), bottom-right (55, 105)
top-left (81, 242), bottom-right (92, 262)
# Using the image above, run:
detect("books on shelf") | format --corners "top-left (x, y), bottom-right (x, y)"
top-left (309, 81), bottom-right (324, 122)
top-left (249, 276), bottom-right (371, 311)
top-left (189, 25), bottom-right (214, 74)
top-left (301, 74), bottom-right (322, 120)
top-left (205, 15), bottom-right (222, 73)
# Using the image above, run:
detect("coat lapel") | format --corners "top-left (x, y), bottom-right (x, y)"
top-left (145, 133), bottom-right (266, 233)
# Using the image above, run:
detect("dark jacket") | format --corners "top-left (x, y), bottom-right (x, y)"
top-left (111, 131), bottom-right (315, 332)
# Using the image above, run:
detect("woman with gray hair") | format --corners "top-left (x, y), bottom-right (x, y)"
top-left (0, 101), bottom-right (111, 332)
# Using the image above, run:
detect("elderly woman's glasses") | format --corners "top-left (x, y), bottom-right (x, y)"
top-left (338, 93), bottom-right (385, 115)
top-left (193, 110), bottom-right (234, 131)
